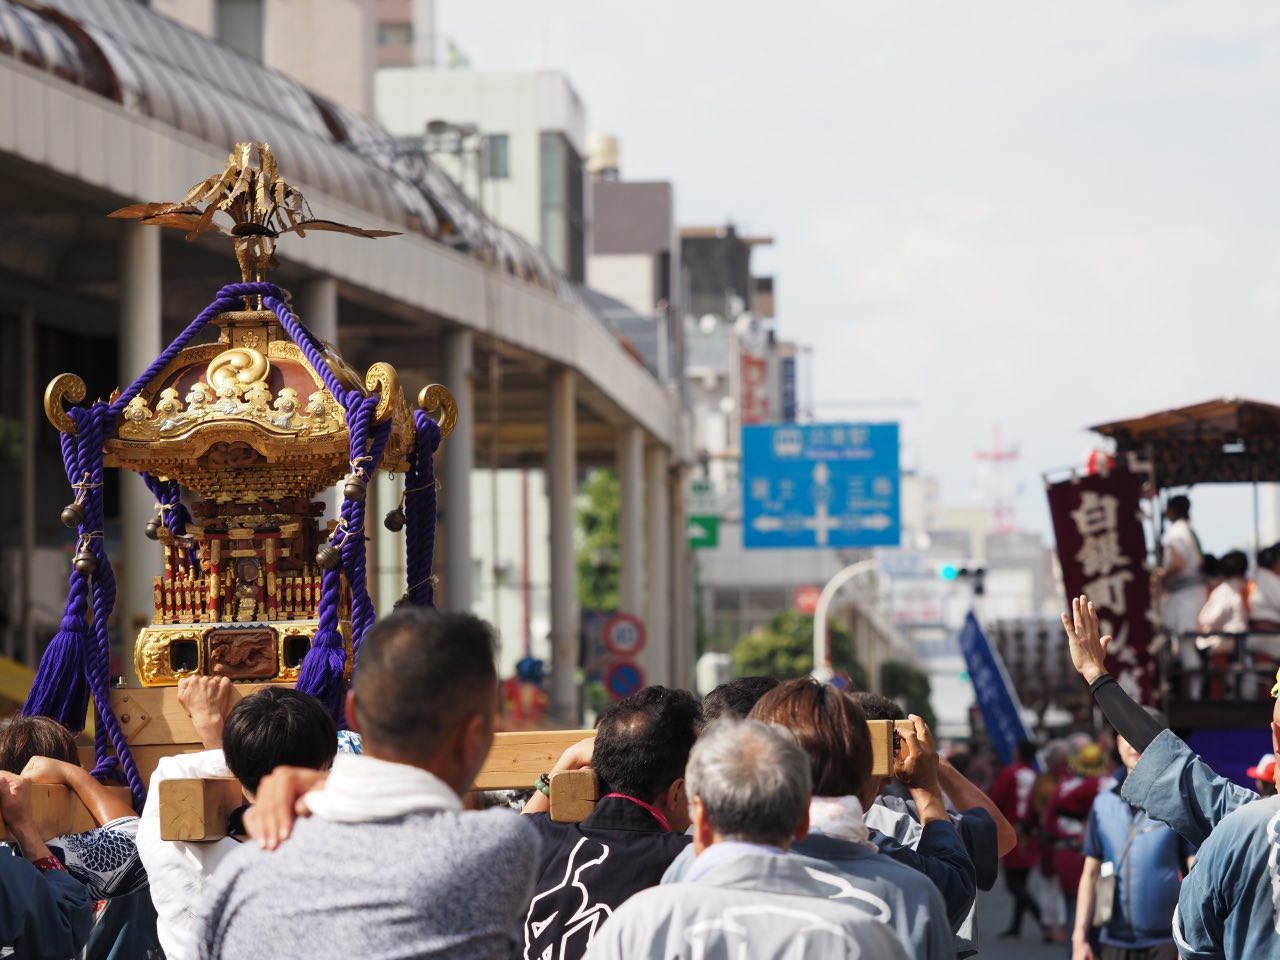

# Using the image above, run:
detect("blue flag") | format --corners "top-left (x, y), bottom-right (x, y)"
top-left (957, 612), bottom-right (1030, 765)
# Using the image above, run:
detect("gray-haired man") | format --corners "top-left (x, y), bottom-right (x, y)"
top-left (585, 719), bottom-right (910, 960)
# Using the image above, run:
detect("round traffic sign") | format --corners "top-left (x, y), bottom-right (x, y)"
top-left (602, 613), bottom-right (646, 658)
top-left (604, 661), bottom-right (646, 701)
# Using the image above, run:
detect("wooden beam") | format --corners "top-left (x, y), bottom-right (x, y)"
top-left (149, 729), bottom-right (595, 842)
top-left (472, 730), bottom-right (594, 791)
top-left (111, 685), bottom-right (274, 748)
top-left (0, 784), bottom-right (133, 842)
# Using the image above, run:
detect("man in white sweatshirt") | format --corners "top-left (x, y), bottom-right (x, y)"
top-left (136, 677), bottom-right (344, 960)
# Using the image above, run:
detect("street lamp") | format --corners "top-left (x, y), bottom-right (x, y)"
top-left (812, 559), bottom-right (879, 683)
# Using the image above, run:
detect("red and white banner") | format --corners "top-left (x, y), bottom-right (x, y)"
top-left (1047, 471), bottom-right (1155, 702)
top-left (740, 352), bottom-right (770, 425)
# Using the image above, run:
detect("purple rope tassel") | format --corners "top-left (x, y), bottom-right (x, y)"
top-left (404, 411), bottom-right (443, 608)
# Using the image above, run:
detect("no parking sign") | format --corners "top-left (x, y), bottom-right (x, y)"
top-left (604, 661), bottom-right (646, 701)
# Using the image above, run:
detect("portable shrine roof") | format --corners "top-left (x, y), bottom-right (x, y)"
top-left (1091, 397), bottom-right (1280, 487)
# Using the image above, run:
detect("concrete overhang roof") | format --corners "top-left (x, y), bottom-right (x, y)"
top-left (0, 2), bottom-right (680, 451)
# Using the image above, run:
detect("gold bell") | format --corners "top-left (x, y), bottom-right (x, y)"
top-left (73, 549), bottom-right (98, 576)
top-left (342, 473), bottom-right (367, 503)
top-left (316, 544), bottom-right (341, 571)
top-left (383, 507), bottom-right (406, 532)
top-left (60, 502), bottom-right (85, 529)
top-left (144, 515), bottom-right (162, 541)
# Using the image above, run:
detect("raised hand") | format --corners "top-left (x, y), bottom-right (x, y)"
top-left (244, 766), bottom-right (328, 850)
top-left (178, 675), bottom-right (233, 749)
top-left (1061, 594), bottom-right (1112, 685)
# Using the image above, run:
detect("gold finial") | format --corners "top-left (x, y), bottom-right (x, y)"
top-left (108, 142), bottom-right (399, 283)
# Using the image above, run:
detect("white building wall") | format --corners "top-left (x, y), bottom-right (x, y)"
top-left (587, 254), bottom-right (656, 315)
top-left (265, 0), bottom-right (376, 117)
top-left (376, 69), bottom-right (585, 250)
top-left (152, 0), bottom-right (375, 117)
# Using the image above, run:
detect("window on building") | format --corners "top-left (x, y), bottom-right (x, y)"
top-left (216, 0), bottom-right (264, 63)
top-left (539, 132), bottom-right (586, 283)
top-left (377, 22), bottom-right (413, 45)
top-left (483, 133), bottom-right (510, 180)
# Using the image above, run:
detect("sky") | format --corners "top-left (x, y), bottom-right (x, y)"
top-left (435, 1), bottom-right (1280, 555)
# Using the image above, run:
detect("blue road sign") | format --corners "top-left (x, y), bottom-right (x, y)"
top-left (742, 423), bottom-right (900, 549)
top-left (604, 661), bottom-right (646, 701)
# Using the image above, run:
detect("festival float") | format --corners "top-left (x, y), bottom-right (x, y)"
top-left (16, 144), bottom-right (583, 832)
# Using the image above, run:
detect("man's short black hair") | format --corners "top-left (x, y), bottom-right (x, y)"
top-left (1221, 549), bottom-right (1248, 579)
top-left (1167, 494), bottom-right (1191, 520)
top-left (702, 677), bottom-right (780, 723)
top-left (850, 691), bottom-right (906, 722)
top-left (223, 687), bottom-right (337, 794)
top-left (353, 607), bottom-right (497, 762)
top-left (593, 685), bottom-right (701, 804)
top-left (1017, 739), bottom-right (1038, 764)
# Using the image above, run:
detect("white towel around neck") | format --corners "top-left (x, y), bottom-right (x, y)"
top-left (808, 795), bottom-right (875, 847)
top-left (304, 753), bottom-right (462, 823)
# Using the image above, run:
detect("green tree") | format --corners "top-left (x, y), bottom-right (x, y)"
top-left (576, 468), bottom-right (620, 611)
top-left (732, 610), bottom-right (867, 688)
top-left (881, 660), bottom-right (936, 730)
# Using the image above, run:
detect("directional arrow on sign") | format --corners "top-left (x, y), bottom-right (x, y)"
top-left (686, 515), bottom-right (720, 549)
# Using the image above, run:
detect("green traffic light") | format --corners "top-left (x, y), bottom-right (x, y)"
top-left (940, 563), bottom-right (959, 581)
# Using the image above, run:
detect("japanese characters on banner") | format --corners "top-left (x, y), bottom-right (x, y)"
top-left (1047, 471), bottom-right (1155, 703)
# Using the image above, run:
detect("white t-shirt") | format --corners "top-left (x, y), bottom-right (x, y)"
top-left (136, 750), bottom-right (242, 960)
top-left (1199, 579), bottom-right (1248, 635)
top-left (1163, 519), bottom-right (1203, 591)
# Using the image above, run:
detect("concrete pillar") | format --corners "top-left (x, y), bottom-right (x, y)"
top-left (645, 444), bottom-right (671, 687)
top-left (298, 277), bottom-right (339, 345)
top-left (374, 471), bottom-right (404, 613)
top-left (299, 278), bottom-right (340, 523)
top-left (667, 462), bottom-right (694, 691)
top-left (442, 329), bottom-right (474, 612)
top-left (19, 306), bottom-right (36, 666)
top-left (547, 369), bottom-right (578, 722)
top-left (120, 224), bottom-right (163, 679)
top-left (616, 426), bottom-right (645, 618)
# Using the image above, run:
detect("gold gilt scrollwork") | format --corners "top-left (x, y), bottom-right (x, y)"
top-left (364, 362), bottom-right (402, 425)
top-left (417, 384), bottom-right (457, 439)
top-left (44, 374), bottom-right (87, 436)
top-left (206, 348), bottom-right (270, 390)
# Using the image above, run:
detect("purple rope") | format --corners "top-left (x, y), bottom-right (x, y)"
top-left (142, 473), bottom-right (198, 572)
top-left (264, 294), bottom-right (358, 409)
top-left (23, 403), bottom-right (146, 807)
top-left (404, 411), bottom-right (442, 608)
top-left (295, 394), bottom-right (391, 714)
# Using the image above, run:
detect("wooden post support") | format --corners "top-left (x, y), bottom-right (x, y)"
top-left (159, 778), bottom-right (244, 841)
top-left (549, 769), bottom-right (598, 824)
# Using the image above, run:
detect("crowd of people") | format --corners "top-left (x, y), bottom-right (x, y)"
top-left (2, 591), bottom-right (1279, 957)
top-left (0, 604), bottom-right (1015, 960)
top-left (1159, 494), bottom-right (1280, 694)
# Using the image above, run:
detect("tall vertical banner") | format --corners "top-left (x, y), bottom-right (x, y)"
top-left (740, 352), bottom-right (770, 425)
top-left (1047, 471), bottom-right (1154, 703)
top-left (958, 612), bottom-right (1030, 764)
